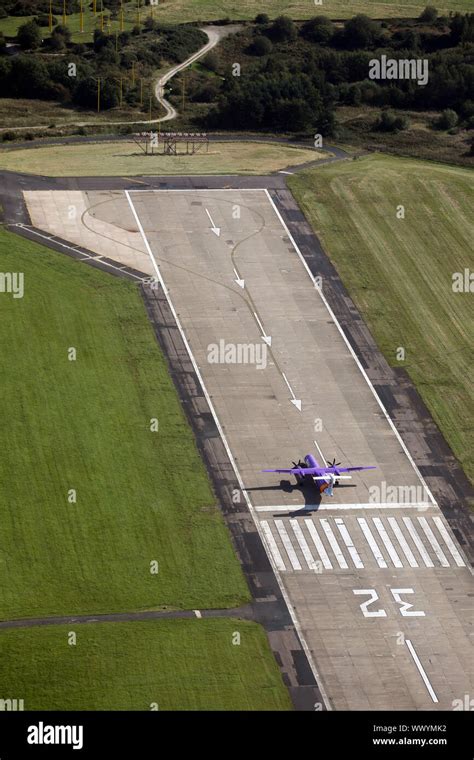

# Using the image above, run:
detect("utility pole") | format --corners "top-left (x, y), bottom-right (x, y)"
top-left (93, 0), bottom-right (96, 15)
top-left (79, 0), bottom-right (84, 34)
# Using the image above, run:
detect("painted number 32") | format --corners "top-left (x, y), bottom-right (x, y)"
top-left (353, 588), bottom-right (425, 617)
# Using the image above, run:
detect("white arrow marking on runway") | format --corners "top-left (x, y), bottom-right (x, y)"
top-left (282, 372), bottom-right (301, 411)
top-left (205, 208), bottom-right (220, 237)
top-left (233, 267), bottom-right (245, 289)
top-left (253, 311), bottom-right (272, 346)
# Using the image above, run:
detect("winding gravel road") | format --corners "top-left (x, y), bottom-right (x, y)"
top-left (0, 25), bottom-right (239, 132)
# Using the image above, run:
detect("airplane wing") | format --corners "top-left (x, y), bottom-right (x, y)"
top-left (261, 468), bottom-right (306, 474)
top-left (335, 466), bottom-right (377, 473)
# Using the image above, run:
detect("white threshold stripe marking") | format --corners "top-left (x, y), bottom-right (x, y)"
top-left (357, 518), bottom-right (387, 568)
top-left (433, 517), bottom-right (466, 567)
top-left (260, 521), bottom-right (286, 572)
top-left (405, 639), bottom-right (439, 704)
top-left (275, 520), bottom-right (302, 570)
top-left (304, 520), bottom-right (333, 569)
top-left (320, 519), bottom-right (348, 569)
top-left (124, 191), bottom-right (334, 711)
top-left (403, 517), bottom-right (434, 567)
top-left (254, 502), bottom-right (433, 512)
top-left (334, 518), bottom-right (364, 569)
top-left (372, 517), bottom-right (403, 568)
top-left (387, 517), bottom-right (419, 568)
top-left (194, 610), bottom-right (202, 618)
top-left (290, 519), bottom-right (319, 571)
top-left (417, 517), bottom-right (450, 567)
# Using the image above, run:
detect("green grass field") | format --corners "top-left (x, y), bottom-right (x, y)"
top-left (289, 155), bottom-right (474, 483)
top-left (0, 140), bottom-right (321, 175)
top-left (0, 227), bottom-right (250, 619)
top-left (0, 0), bottom-right (472, 40)
top-left (0, 620), bottom-right (292, 709)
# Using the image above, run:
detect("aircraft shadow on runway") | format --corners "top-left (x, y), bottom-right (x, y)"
top-left (246, 479), bottom-right (357, 518)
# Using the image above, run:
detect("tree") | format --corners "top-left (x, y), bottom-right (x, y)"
top-left (300, 16), bottom-right (335, 45)
top-left (255, 13), bottom-right (269, 25)
top-left (435, 109), bottom-right (458, 129)
top-left (270, 16), bottom-right (297, 42)
top-left (53, 23), bottom-right (72, 43)
top-left (419, 6), bottom-right (438, 23)
top-left (343, 14), bottom-right (378, 49)
top-left (249, 35), bottom-right (273, 56)
top-left (202, 50), bottom-right (219, 72)
top-left (375, 110), bottom-right (409, 132)
top-left (17, 20), bottom-right (41, 50)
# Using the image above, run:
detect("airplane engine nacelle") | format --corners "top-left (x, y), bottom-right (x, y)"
top-left (305, 454), bottom-right (318, 468)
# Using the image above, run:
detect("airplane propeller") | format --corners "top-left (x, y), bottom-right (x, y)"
top-left (326, 458), bottom-right (341, 468)
top-left (292, 460), bottom-right (306, 469)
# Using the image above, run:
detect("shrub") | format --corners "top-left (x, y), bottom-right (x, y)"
top-left (255, 13), bottom-right (269, 25)
top-left (249, 35), bottom-right (273, 56)
top-left (435, 109), bottom-right (458, 130)
top-left (375, 110), bottom-right (409, 132)
top-left (202, 50), bottom-right (219, 72)
top-left (17, 20), bottom-right (42, 50)
top-left (419, 6), bottom-right (438, 23)
top-left (300, 16), bottom-right (335, 45)
top-left (2, 131), bottom-right (17, 142)
top-left (269, 16), bottom-right (297, 42)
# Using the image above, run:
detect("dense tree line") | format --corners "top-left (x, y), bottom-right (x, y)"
top-left (205, 10), bottom-right (474, 133)
top-left (0, 22), bottom-right (207, 110)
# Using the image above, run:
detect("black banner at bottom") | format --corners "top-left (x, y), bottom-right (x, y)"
top-left (0, 711), bottom-right (472, 758)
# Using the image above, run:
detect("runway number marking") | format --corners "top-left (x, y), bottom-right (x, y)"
top-left (353, 589), bottom-right (387, 618)
top-left (353, 588), bottom-right (425, 618)
top-left (391, 588), bottom-right (425, 617)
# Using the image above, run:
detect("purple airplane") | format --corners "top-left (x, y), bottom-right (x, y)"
top-left (262, 453), bottom-right (376, 497)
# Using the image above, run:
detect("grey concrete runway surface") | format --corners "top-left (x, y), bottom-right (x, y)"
top-left (17, 184), bottom-right (474, 711)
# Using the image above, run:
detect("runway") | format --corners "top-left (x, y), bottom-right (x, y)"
top-left (16, 182), bottom-right (474, 711)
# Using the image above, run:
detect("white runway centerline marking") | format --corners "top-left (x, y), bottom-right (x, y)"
top-left (275, 520), bottom-right (302, 570)
top-left (433, 517), bottom-right (466, 567)
top-left (335, 518), bottom-right (364, 569)
top-left (357, 518), bottom-right (388, 568)
top-left (406, 639), bottom-right (439, 704)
